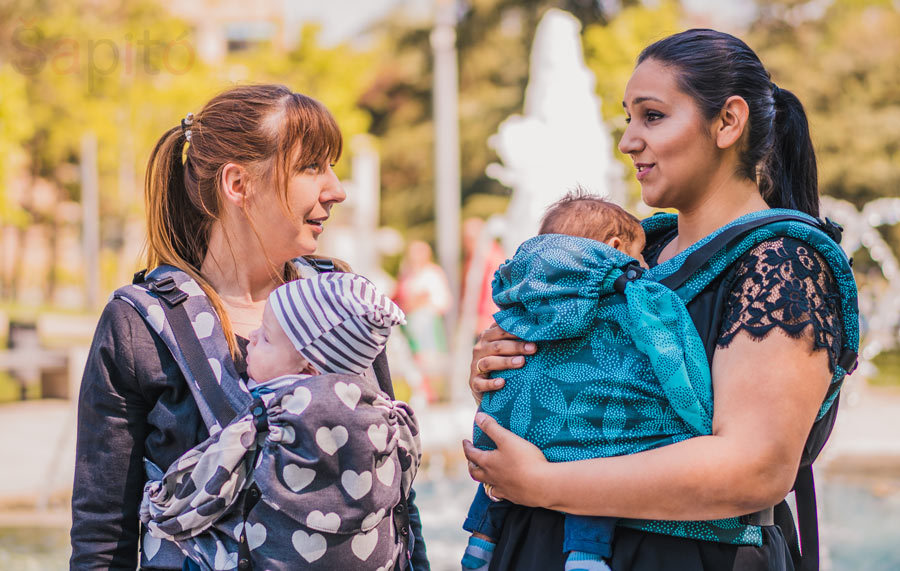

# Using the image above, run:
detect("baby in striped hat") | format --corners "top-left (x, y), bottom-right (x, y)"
top-left (247, 272), bottom-right (406, 384)
top-left (145, 272), bottom-right (420, 569)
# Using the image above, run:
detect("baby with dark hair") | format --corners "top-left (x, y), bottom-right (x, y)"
top-left (462, 190), bottom-right (711, 571)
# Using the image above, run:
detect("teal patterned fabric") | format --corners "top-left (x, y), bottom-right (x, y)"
top-left (642, 209), bottom-right (859, 420)
top-left (475, 233), bottom-right (712, 460)
top-left (476, 209), bottom-right (860, 547)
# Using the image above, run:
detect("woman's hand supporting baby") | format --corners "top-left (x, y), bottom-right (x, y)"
top-left (465, 323), bottom-right (549, 506)
top-left (468, 323), bottom-right (536, 402)
top-left (463, 413), bottom-right (555, 507)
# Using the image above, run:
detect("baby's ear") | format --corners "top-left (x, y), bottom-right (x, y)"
top-left (605, 236), bottom-right (623, 252)
top-left (299, 359), bottom-right (319, 376)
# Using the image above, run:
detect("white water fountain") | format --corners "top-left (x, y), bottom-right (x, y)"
top-left (487, 8), bottom-right (624, 253)
top-left (822, 196), bottom-right (900, 383)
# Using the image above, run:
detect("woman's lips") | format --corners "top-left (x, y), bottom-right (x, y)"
top-left (306, 218), bottom-right (326, 234)
top-left (635, 163), bottom-right (655, 181)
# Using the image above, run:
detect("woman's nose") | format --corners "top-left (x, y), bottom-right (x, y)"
top-left (618, 122), bottom-right (642, 156)
top-left (321, 165), bottom-right (346, 205)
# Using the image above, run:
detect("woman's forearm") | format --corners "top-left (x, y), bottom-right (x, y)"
top-left (540, 433), bottom-right (794, 520)
top-left (467, 332), bottom-right (830, 522)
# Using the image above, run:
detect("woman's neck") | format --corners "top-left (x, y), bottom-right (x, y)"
top-left (200, 223), bottom-right (285, 334)
top-left (663, 176), bottom-right (769, 261)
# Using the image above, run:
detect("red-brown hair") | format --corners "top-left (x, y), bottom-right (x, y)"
top-left (539, 187), bottom-right (643, 245)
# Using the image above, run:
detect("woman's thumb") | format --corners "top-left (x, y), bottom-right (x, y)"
top-left (475, 413), bottom-right (504, 443)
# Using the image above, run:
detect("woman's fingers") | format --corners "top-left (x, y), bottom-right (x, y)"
top-left (473, 412), bottom-right (509, 446)
top-left (462, 414), bottom-right (551, 507)
top-left (469, 324), bottom-right (536, 403)
top-left (463, 440), bottom-right (489, 481)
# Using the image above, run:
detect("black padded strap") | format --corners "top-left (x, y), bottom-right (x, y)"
top-left (738, 505), bottom-right (774, 526)
top-left (659, 213), bottom-right (822, 292)
top-left (795, 465), bottom-right (820, 571)
top-left (151, 277), bottom-right (239, 426)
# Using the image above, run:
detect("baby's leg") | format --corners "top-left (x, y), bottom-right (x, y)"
top-left (461, 485), bottom-right (510, 570)
top-left (461, 533), bottom-right (497, 570)
top-left (563, 514), bottom-right (617, 571)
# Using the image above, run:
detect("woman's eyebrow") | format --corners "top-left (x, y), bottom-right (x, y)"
top-left (622, 96), bottom-right (665, 108)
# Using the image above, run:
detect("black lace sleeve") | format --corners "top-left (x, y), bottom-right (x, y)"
top-left (717, 237), bottom-right (844, 372)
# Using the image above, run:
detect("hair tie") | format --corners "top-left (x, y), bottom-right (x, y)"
top-left (180, 112), bottom-right (194, 141)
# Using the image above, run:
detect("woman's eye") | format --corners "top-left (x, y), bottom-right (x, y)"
top-left (646, 111), bottom-right (664, 122)
top-left (624, 116), bottom-right (632, 124)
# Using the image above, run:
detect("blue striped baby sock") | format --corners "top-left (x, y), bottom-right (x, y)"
top-left (461, 535), bottom-right (496, 570)
top-left (565, 550), bottom-right (612, 571)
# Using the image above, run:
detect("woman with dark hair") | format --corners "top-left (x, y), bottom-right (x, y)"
top-left (463, 29), bottom-right (853, 570)
top-left (70, 85), bottom-right (430, 570)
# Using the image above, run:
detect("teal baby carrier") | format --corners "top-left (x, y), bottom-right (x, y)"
top-left (475, 209), bottom-right (859, 568)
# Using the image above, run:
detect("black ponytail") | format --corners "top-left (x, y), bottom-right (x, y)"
top-left (638, 29), bottom-right (819, 217)
top-left (767, 86), bottom-right (819, 216)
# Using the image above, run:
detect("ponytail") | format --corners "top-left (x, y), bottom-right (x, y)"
top-left (144, 124), bottom-right (237, 354)
top-left (764, 86), bottom-right (819, 217)
top-left (144, 127), bottom-right (210, 274)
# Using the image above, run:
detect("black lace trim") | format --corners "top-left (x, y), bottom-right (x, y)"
top-left (717, 238), bottom-right (844, 372)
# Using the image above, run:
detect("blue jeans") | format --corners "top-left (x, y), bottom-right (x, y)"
top-left (464, 484), bottom-right (617, 557)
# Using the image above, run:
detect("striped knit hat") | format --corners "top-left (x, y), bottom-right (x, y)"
top-left (268, 274), bottom-right (406, 375)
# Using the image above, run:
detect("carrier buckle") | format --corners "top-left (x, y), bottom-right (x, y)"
top-left (148, 277), bottom-right (189, 306)
top-left (613, 263), bottom-right (644, 294)
top-left (820, 218), bottom-right (844, 244)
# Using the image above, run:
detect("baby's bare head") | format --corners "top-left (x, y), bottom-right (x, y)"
top-left (539, 188), bottom-right (646, 263)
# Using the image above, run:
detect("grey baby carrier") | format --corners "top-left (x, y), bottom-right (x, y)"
top-left (115, 262), bottom-right (419, 571)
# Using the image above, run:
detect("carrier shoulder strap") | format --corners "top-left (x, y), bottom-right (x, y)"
top-left (660, 213), bottom-right (830, 291)
top-left (116, 266), bottom-right (251, 431)
top-left (647, 211), bottom-right (858, 571)
top-left (655, 211), bottom-right (858, 377)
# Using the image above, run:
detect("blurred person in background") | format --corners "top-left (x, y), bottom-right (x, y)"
top-left (461, 217), bottom-right (508, 339)
top-left (394, 240), bottom-right (452, 402)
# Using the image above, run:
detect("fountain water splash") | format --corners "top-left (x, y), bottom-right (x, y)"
top-left (822, 196), bottom-right (900, 379)
top-left (486, 9), bottom-right (623, 254)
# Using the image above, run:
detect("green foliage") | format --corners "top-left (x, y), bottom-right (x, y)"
top-left (582, 0), bottom-right (682, 206)
top-left (0, 64), bottom-right (33, 225)
top-left (364, 0), bottom-right (619, 243)
top-left (748, 0), bottom-right (900, 206)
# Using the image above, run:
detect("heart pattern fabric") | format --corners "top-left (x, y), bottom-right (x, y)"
top-left (119, 266), bottom-right (422, 570)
